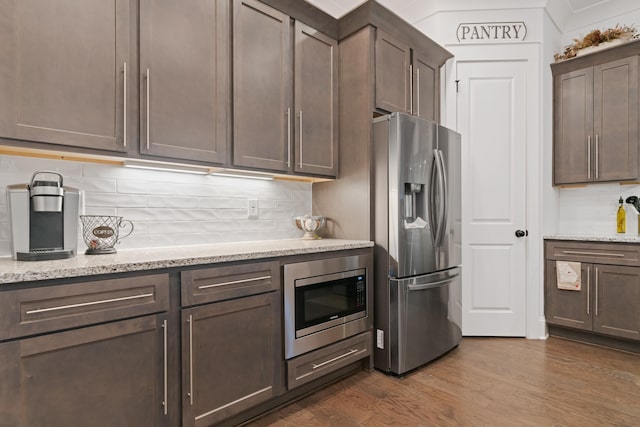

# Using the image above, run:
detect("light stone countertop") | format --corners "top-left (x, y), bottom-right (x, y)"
top-left (0, 239), bottom-right (374, 285)
top-left (544, 233), bottom-right (640, 243)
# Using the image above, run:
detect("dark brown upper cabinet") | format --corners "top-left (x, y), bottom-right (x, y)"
top-left (233, 0), bottom-right (338, 177)
top-left (233, 0), bottom-right (292, 173)
top-left (139, 0), bottom-right (230, 164)
top-left (375, 29), bottom-right (439, 122)
top-left (552, 46), bottom-right (640, 185)
top-left (294, 21), bottom-right (339, 176)
top-left (0, 0), bottom-right (132, 152)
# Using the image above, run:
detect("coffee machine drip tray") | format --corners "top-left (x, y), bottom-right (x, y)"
top-left (16, 249), bottom-right (75, 261)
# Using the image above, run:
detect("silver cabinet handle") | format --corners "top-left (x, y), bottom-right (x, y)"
top-left (162, 320), bottom-right (168, 415)
top-left (408, 64), bottom-right (413, 114)
top-left (187, 315), bottom-right (194, 405)
top-left (25, 293), bottom-right (154, 314)
top-left (587, 136), bottom-right (591, 180)
top-left (561, 250), bottom-right (624, 258)
top-left (595, 267), bottom-right (599, 317)
top-left (299, 110), bottom-right (303, 168)
top-left (123, 62), bottom-right (127, 148)
top-left (595, 134), bottom-right (599, 179)
top-left (146, 68), bottom-right (151, 150)
top-left (312, 349), bottom-right (358, 369)
top-left (197, 275), bottom-right (271, 290)
top-left (586, 265), bottom-right (590, 315)
top-left (286, 108), bottom-right (291, 168)
top-left (416, 67), bottom-right (420, 117)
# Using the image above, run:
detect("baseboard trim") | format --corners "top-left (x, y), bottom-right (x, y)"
top-left (547, 325), bottom-right (640, 354)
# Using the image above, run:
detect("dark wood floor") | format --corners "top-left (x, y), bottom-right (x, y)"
top-left (246, 337), bottom-right (640, 426)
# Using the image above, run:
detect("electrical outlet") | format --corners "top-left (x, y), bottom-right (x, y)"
top-left (247, 199), bottom-right (259, 219)
top-left (376, 329), bottom-right (384, 349)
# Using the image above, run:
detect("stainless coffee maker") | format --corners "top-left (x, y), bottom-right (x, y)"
top-left (7, 171), bottom-right (79, 261)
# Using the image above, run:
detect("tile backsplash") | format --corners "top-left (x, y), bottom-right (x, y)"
top-left (0, 155), bottom-right (312, 257)
top-left (557, 182), bottom-right (640, 235)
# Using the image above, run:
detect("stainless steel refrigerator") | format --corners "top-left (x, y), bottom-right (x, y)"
top-left (373, 112), bottom-right (462, 375)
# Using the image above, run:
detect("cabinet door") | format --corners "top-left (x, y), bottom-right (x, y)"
top-left (181, 291), bottom-right (283, 426)
top-left (544, 260), bottom-right (593, 331)
top-left (233, 0), bottom-right (291, 172)
top-left (412, 51), bottom-right (438, 122)
top-left (294, 22), bottom-right (338, 177)
top-left (139, 0), bottom-right (230, 164)
top-left (0, 315), bottom-right (168, 427)
top-left (375, 29), bottom-right (411, 114)
top-left (594, 264), bottom-right (640, 341)
top-left (553, 67), bottom-right (594, 184)
top-left (593, 56), bottom-right (639, 182)
top-left (0, 0), bottom-right (131, 152)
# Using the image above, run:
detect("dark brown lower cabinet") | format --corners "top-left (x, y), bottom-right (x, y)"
top-left (0, 315), bottom-right (168, 427)
top-left (545, 259), bottom-right (592, 331)
top-left (594, 264), bottom-right (640, 340)
top-left (545, 241), bottom-right (640, 344)
top-left (181, 291), bottom-right (283, 427)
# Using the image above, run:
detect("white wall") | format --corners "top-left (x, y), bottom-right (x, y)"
top-left (542, 10), bottom-right (561, 237)
top-left (0, 155), bottom-right (311, 257)
top-left (561, 1), bottom-right (640, 45)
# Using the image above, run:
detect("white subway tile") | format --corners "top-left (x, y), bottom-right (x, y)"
top-left (197, 198), bottom-right (250, 209)
top-left (84, 193), bottom-right (148, 208)
top-left (0, 156), bottom-right (313, 256)
top-left (147, 195), bottom-right (201, 208)
top-left (78, 177), bottom-right (117, 193)
top-left (0, 222), bottom-right (8, 239)
top-left (0, 155), bottom-right (83, 178)
top-left (83, 207), bottom-right (119, 216)
top-left (0, 240), bottom-right (9, 256)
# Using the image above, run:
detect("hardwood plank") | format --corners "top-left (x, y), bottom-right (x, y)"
top-left (244, 337), bottom-right (640, 426)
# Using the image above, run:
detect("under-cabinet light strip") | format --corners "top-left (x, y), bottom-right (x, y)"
top-left (123, 160), bottom-right (210, 175)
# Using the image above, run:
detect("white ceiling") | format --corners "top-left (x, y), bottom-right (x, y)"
top-left (566, 0), bottom-right (609, 12)
top-left (307, 0), bottom-right (613, 19)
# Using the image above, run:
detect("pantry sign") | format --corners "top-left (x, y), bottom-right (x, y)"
top-left (456, 21), bottom-right (527, 42)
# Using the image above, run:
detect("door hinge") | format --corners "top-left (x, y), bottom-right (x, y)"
top-left (455, 80), bottom-right (460, 92)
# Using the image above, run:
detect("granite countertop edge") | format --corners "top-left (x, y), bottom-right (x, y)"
top-left (544, 234), bottom-right (640, 243)
top-left (0, 239), bottom-right (374, 285)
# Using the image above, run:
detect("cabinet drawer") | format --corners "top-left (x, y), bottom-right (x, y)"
top-left (545, 240), bottom-right (640, 265)
top-left (0, 274), bottom-right (169, 340)
top-left (286, 331), bottom-right (371, 390)
top-left (181, 261), bottom-right (279, 307)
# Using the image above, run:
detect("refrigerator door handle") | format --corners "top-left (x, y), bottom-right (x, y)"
top-left (429, 150), bottom-right (439, 241)
top-left (407, 277), bottom-right (453, 291)
top-left (432, 149), bottom-right (447, 246)
top-left (436, 149), bottom-right (449, 247)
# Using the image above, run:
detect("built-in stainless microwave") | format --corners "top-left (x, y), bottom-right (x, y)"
top-left (284, 253), bottom-right (372, 359)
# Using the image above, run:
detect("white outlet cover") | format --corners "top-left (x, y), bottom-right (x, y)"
top-left (376, 329), bottom-right (384, 349)
top-left (248, 199), bottom-right (259, 219)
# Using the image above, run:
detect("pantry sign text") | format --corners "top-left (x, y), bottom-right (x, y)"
top-left (456, 22), bottom-right (527, 42)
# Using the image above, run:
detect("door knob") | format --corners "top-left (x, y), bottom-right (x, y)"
top-left (515, 230), bottom-right (527, 238)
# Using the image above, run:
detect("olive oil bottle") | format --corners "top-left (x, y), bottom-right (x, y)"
top-left (617, 197), bottom-right (626, 233)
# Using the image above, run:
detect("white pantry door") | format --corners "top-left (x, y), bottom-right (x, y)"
top-left (457, 60), bottom-right (527, 336)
